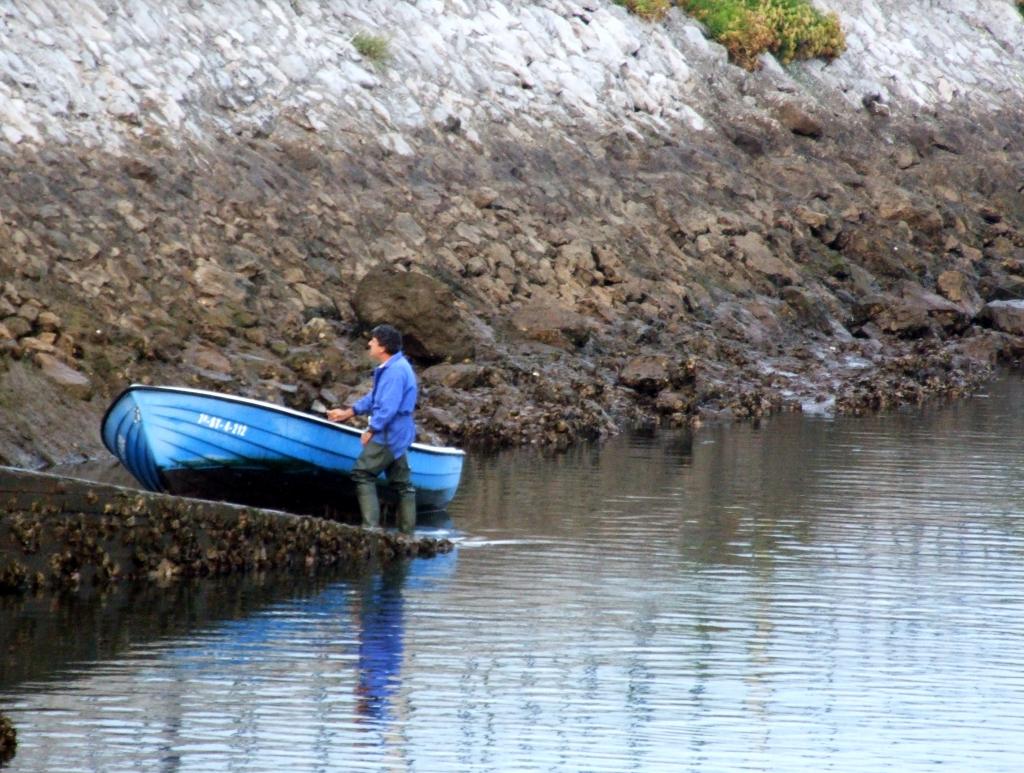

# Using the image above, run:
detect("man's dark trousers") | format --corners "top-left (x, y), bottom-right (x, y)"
top-left (351, 442), bottom-right (416, 533)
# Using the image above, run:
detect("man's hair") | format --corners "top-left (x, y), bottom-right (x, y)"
top-left (371, 324), bottom-right (403, 354)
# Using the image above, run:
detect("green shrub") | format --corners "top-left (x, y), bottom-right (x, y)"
top-left (614, 0), bottom-right (672, 21)
top-left (352, 32), bottom-right (391, 66)
top-left (677, 0), bottom-right (846, 70)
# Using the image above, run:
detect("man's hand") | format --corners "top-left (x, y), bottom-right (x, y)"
top-left (327, 407), bottom-right (355, 423)
top-left (360, 429), bottom-right (374, 446)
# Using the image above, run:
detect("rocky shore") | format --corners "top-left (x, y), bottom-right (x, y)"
top-left (0, 466), bottom-right (450, 594)
top-left (2, 1), bottom-right (1024, 468)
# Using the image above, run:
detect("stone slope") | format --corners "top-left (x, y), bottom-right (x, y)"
top-left (1, 0), bottom-right (1024, 466)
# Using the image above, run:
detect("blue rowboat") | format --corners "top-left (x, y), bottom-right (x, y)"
top-left (100, 385), bottom-right (464, 519)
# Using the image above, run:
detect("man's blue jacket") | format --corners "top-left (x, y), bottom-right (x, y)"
top-left (352, 352), bottom-right (418, 458)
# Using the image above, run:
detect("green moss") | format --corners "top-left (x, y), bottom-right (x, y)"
top-left (682, 0), bottom-right (846, 69)
top-left (352, 32), bottom-right (391, 66)
top-left (614, 0), bottom-right (672, 21)
top-left (617, 0), bottom-right (846, 70)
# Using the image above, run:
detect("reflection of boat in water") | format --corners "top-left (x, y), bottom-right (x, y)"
top-left (101, 385), bottom-right (465, 519)
top-left (0, 551), bottom-right (460, 766)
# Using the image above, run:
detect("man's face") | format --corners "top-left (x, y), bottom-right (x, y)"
top-left (367, 336), bottom-right (387, 362)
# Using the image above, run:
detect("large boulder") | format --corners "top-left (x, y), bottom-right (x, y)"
top-left (853, 282), bottom-right (969, 338)
top-left (619, 355), bottom-right (672, 395)
top-left (420, 363), bottom-right (491, 390)
top-left (781, 285), bottom-right (835, 334)
top-left (979, 300), bottom-right (1024, 336)
top-left (897, 281), bottom-right (970, 333)
top-left (352, 270), bottom-right (475, 364)
top-left (774, 100), bottom-right (824, 139)
top-left (732, 232), bottom-right (800, 287)
top-left (978, 273), bottom-right (1024, 302)
top-left (33, 353), bottom-right (92, 400)
top-left (937, 270), bottom-right (983, 316)
top-left (509, 298), bottom-right (593, 350)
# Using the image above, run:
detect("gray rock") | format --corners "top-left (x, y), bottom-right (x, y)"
top-left (106, 91), bottom-right (140, 124)
top-left (352, 270), bottom-right (475, 363)
top-left (979, 300), bottom-right (1024, 336)
top-left (654, 388), bottom-right (692, 415)
top-left (192, 260), bottom-right (251, 303)
top-left (774, 101), bottom-right (823, 138)
top-left (2, 316), bottom-right (32, 339)
top-left (937, 270), bottom-right (983, 315)
top-left (393, 212), bottom-right (427, 246)
top-left (421, 363), bottom-right (489, 390)
top-left (898, 281), bottom-right (970, 333)
top-left (34, 353), bottom-right (92, 400)
top-left (557, 239), bottom-right (596, 274)
top-left (419, 404), bottom-right (462, 434)
top-left (279, 54), bottom-right (311, 82)
top-left (619, 355), bottom-right (671, 395)
top-left (19, 336), bottom-right (57, 356)
top-left (782, 286), bottom-right (833, 333)
top-left (186, 346), bottom-right (233, 375)
top-left (855, 283), bottom-right (969, 338)
top-left (509, 298), bottom-right (593, 350)
top-left (294, 283), bottom-right (338, 318)
top-left (733, 232), bottom-right (800, 286)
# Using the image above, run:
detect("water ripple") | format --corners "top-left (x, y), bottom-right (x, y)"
top-left (5, 377), bottom-right (1024, 771)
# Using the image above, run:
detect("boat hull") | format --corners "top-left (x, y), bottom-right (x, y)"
top-left (101, 385), bottom-right (464, 518)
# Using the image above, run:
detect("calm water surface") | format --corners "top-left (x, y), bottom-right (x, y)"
top-left (3, 375), bottom-right (1024, 771)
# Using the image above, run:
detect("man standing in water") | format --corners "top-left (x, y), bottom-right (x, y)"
top-left (327, 324), bottom-right (418, 534)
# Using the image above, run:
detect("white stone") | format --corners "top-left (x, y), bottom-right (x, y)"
top-left (679, 104), bottom-right (705, 132)
top-left (339, 60), bottom-right (378, 89)
top-left (936, 77), bottom-right (955, 102)
top-left (263, 0), bottom-right (293, 26)
top-left (757, 53), bottom-right (787, 79)
top-left (35, 28), bottom-right (56, 46)
top-left (0, 95), bottom-right (42, 142)
top-left (533, 7), bottom-right (584, 57)
top-left (391, 94), bottom-right (426, 127)
top-left (558, 71), bottom-right (599, 108)
top-left (279, 53), bottom-right (311, 82)
top-left (0, 0), bottom-right (1020, 150)
top-left (156, 94), bottom-right (186, 126)
top-left (131, 5), bottom-right (165, 42)
top-left (578, 16), bottom-right (629, 70)
top-left (417, 0), bottom-right (445, 15)
top-left (262, 61), bottom-right (290, 87)
top-left (982, 2), bottom-right (1024, 50)
top-left (106, 91), bottom-right (140, 122)
top-left (382, 131), bottom-right (414, 156)
top-left (677, 23), bottom-right (710, 56)
top-left (316, 67), bottom-right (349, 96)
top-left (1, 124), bottom-right (24, 144)
top-left (366, 96), bottom-right (393, 124)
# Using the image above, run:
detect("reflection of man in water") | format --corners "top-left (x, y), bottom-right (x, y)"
top-left (354, 561), bottom-right (409, 724)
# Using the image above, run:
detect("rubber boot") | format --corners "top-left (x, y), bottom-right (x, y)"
top-left (356, 484), bottom-right (380, 529)
top-left (398, 494), bottom-right (417, 535)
